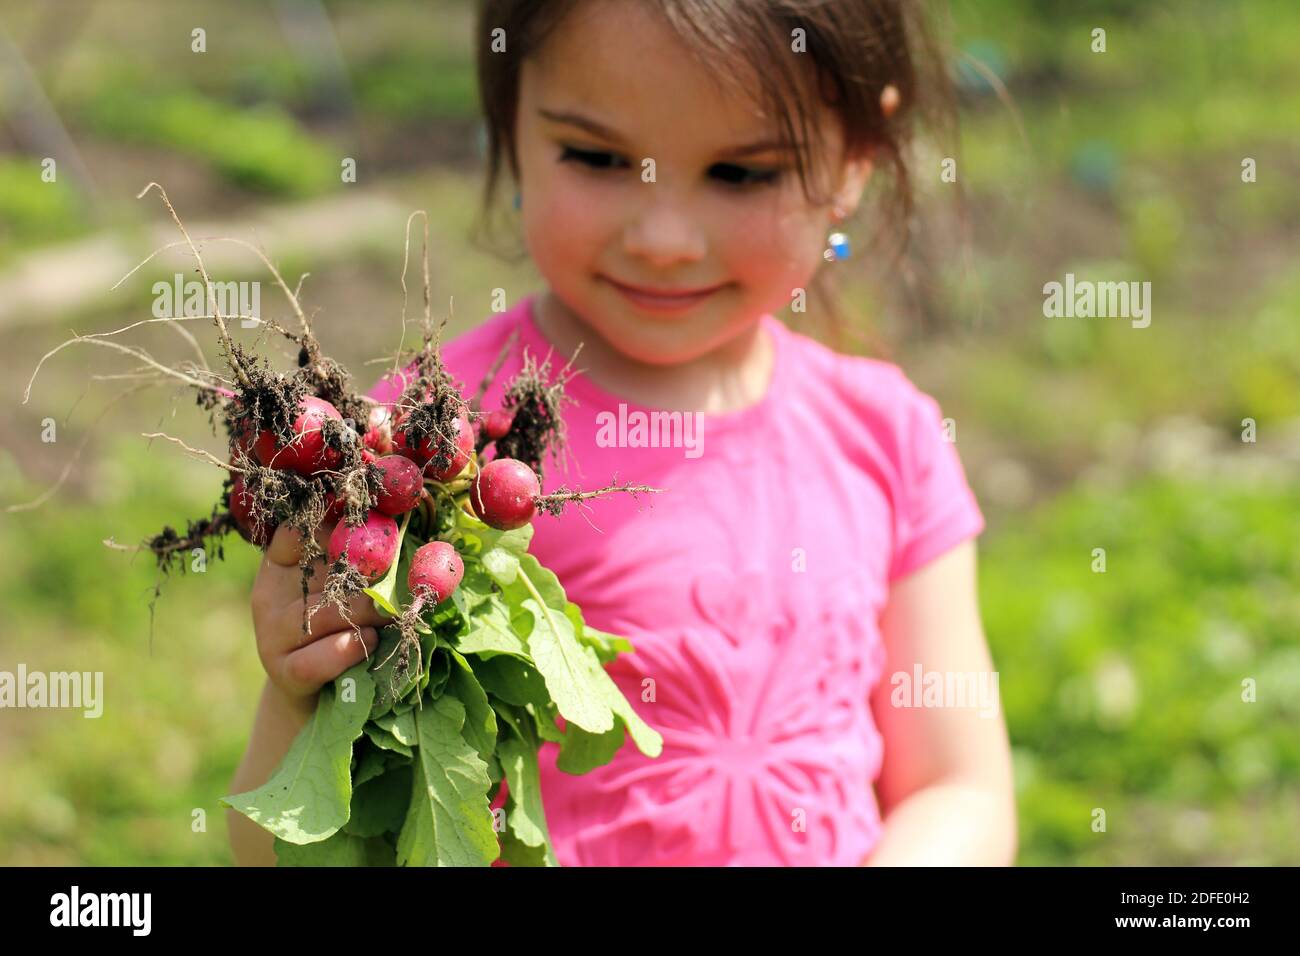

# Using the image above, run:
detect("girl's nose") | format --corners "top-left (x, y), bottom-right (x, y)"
top-left (621, 198), bottom-right (707, 268)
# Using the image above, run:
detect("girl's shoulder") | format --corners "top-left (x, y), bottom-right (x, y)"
top-left (775, 319), bottom-right (947, 452)
top-left (777, 322), bottom-right (983, 580)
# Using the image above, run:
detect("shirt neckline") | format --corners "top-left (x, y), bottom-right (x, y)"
top-left (517, 291), bottom-right (788, 431)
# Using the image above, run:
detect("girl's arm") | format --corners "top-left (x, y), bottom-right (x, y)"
top-left (862, 539), bottom-right (1018, 865)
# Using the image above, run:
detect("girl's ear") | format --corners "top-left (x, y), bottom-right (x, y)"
top-left (832, 154), bottom-right (874, 220)
top-left (832, 84), bottom-right (899, 219)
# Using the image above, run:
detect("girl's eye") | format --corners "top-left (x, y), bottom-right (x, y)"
top-left (559, 146), bottom-right (627, 171)
top-left (708, 163), bottom-right (782, 189)
top-left (558, 146), bottom-right (780, 189)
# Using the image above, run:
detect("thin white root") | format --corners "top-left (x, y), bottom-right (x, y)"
top-left (112, 235), bottom-right (310, 342)
top-left (140, 431), bottom-right (242, 472)
top-left (136, 182), bottom-right (251, 389)
top-left (396, 210), bottom-right (428, 374)
top-left (24, 334), bottom-right (224, 404)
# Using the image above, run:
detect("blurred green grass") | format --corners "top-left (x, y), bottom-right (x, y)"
top-left (983, 474), bottom-right (1300, 865)
top-left (0, 438), bottom-right (264, 865)
top-left (0, 158), bottom-right (87, 260)
top-left (80, 80), bottom-right (340, 198)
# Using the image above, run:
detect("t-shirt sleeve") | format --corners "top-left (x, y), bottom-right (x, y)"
top-left (887, 375), bottom-right (985, 583)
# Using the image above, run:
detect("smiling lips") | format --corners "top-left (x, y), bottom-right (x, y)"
top-left (605, 276), bottom-right (726, 313)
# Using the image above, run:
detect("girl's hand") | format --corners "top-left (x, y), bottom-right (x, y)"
top-left (250, 522), bottom-right (393, 712)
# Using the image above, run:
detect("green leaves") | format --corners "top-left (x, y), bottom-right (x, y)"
top-left (275, 832), bottom-right (396, 866)
top-left (448, 649), bottom-right (497, 762)
top-left (496, 708), bottom-right (558, 866)
top-left (458, 592), bottom-right (531, 658)
top-left (521, 596), bottom-right (614, 734)
top-left (369, 629), bottom-right (423, 717)
top-left (474, 654), bottom-right (550, 709)
top-left (507, 555), bottom-right (663, 759)
top-left (365, 723), bottom-right (412, 758)
top-left (503, 555), bottom-right (612, 733)
top-left (344, 765), bottom-right (412, 838)
top-left (373, 709), bottom-right (417, 750)
top-left (396, 694), bottom-right (499, 867)
top-left (240, 502), bottom-right (661, 866)
top-left (448, 506), bottom-right (533, 587)
top-left (556, 721), bottom-right (626, 775)
top-left (222, 660), bottom-right (375, 844)
top-left (566, 602), bottom-right (635, 665)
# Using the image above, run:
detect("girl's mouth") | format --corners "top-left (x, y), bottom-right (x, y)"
top-left (603, 276), bottom-right (727, 314)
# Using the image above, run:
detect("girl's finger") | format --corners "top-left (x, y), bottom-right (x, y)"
top-left (279, 627), bottom-right (380, 697)
top-left (255, 524), bottom-right (336, 610)
top-left (279, 591), bottom-right (393, 653)
top-left (265, 521), bottom-right (336, 569)
top-left (303, 557), bottom-right (332, 596)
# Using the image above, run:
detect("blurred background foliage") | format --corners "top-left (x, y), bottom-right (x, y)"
top-left (0, 0), bottom-right (1296, 864)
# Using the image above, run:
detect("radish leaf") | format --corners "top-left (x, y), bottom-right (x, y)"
top-left (395, 693), bottom-right (498, 866)
top-left (222, 661), bottom-right (375, 844)
top-left (447, 649), bottom-right (497, 762)
top-left (343, 765), bottom-right (412, 839)
top-left (275, 832), bottom-right (395, 866)
top-left (497, 712), bottom-right (558, 864)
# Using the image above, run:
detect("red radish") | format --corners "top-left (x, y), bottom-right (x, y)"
top-left (254, 396), bottom-right (344, 475)
top-left (363, 404), bottom-right (394, 455)
top-left (328, 510), bottom-right (399, 580)
top-left (323, 491), bottom-right (346, 524)
top-left (483, 408), bottom-right (514, 440)
top-left (388, 386), bottom-right (438, 464)
top-left (408, 541), bottom-right (464, 606)
top-left (362, 448), bottom-right (378, 465)
top-left (373, 455), bottom-right (423, 516)
top-left (471, 458), bottom-right (540, 530)
top-left (426, 408), bottom-right (475, 481)
top-left (395, 408), bottom-right (475, 481)
top-left (390, 412), bottom-right (431, 466)
top-left (229, 473), bottom-right (273, 547)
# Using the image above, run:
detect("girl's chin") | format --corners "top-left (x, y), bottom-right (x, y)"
top-left (593, 319), bottom-right (729, 367)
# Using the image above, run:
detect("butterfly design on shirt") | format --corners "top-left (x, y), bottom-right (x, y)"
top-left (575, 564), bottom-right (886, 865)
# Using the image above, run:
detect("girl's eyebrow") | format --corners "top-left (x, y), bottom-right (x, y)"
top-left (538, 107), bottom-right (798, 157)
top-left (539, 108), bottom-right (627, 144)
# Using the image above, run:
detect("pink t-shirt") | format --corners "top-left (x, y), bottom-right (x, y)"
top-left (367, 292), bottom-right (984, 866)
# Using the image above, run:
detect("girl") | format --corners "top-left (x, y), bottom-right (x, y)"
top-left (229, 0), bottom-right (1017, 866)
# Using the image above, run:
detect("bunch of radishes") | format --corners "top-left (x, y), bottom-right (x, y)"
top-left (24, 187), bottom-right (676, 867)
top-left (226, 389), bottom-right (543, 621)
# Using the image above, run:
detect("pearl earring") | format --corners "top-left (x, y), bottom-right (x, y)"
top-left (512, 190), bottom-right (522, 211)
top-left (823, 205), bottom-right (851, 261)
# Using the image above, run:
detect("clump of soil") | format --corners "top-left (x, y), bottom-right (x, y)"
top-left (493, 349), bottom-right (576, 483)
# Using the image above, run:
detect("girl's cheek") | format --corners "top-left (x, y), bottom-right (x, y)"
top-left (721, 202), bottom-right (819, 289)
top-left (529, 177), bottom-right (605, 261)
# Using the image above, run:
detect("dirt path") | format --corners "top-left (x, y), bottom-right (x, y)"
top-left (0, 189), bottom-right (414, 329)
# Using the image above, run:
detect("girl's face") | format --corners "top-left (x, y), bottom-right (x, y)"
top-left (514, 1), bottom-right (871, 367)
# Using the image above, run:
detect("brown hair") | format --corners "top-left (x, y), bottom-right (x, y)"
top-left (470, 0), bottom-right (957, 358)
